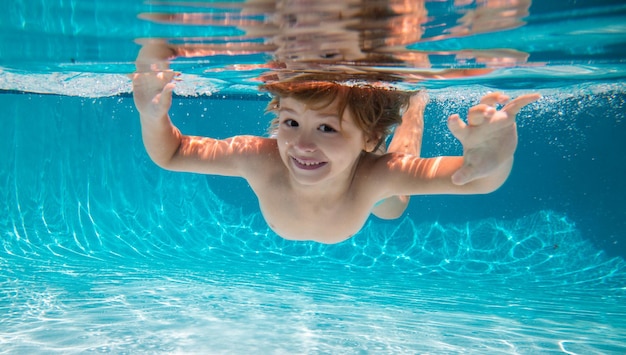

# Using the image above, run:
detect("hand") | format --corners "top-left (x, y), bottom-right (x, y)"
top-left (134, 39), bottom-right (177, 72)
top-left (130, 70), bottom-right (177, 120)
top-left (447, 92), bottom-right (540, 185)
top-left (129, 40), bottom-right (179, 119)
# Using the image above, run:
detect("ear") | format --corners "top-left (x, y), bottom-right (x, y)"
top-left (364, 136), bottom-right (384, 154)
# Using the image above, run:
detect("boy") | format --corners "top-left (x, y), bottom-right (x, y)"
top-left (131, 43), bottom-right (540, 244)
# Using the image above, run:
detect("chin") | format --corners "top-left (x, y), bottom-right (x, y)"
top-left (290, 172), bottom-right (328, 186)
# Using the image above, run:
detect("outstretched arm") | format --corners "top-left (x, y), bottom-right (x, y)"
top-left (130, 41), bottom-right (271, 177)
top-left (131, 58), bottom-right (180, 168)
top-left (373, 92), bottom-right (540, 198)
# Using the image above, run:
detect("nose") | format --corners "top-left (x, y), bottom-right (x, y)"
top-left (293, 130), bottom-right (317, 153)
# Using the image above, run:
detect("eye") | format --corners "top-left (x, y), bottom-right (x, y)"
top-left (283, 119), bottom-right (299, 128)
top-left (320, 52), bottom-right (340, 59)
top-left (319, 124), bottom-right (337, 133)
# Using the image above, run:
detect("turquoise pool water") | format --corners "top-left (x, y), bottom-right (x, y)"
top-left (2, 0), bottom-right (626, 353)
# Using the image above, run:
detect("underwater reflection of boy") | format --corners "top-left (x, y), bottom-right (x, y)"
top-left (131, 49), bottom-right (539, 244)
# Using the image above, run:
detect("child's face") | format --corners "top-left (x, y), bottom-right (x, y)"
top-left (276, 97), bottom-right (370, 186)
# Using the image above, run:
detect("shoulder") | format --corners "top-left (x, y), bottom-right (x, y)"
top-left (354, 152), bottom-right (456, 198)
top-left (230, 136), bottom-right (284, 178)
top-left (355, 151), bottom-right (409, 179)
top-left (351, 152), bottom-right (395, 201)
top-left (348, 152), bottom-right (419, 206)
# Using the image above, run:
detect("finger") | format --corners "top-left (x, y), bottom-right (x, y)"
top-left (155, 70), bottom-right (177, 82)
top-left (502, 93), bottom-right (541, 116)
top-left (149, 62), bottom-right (172, 72)
top-left (157, 83), bottom-right (176, 108)
top-left (451, 164), bottom-right (478, 185)
top-left (163, 82), bottom-right (176, 93)
top-left (480, 92), bottom-right (509, 107)
top-left (447, 114), bottom-right (467, 140)
top-left (467, 104), bottom-right (495, 126)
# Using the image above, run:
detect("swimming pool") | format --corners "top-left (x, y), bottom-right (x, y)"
top-left (1, 0), bottom-right (626, 353)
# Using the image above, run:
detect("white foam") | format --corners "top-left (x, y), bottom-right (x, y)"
top-left (0, 68), bottom-right (225, 98)
top-left (0, 68), bottom-right (131, 97)
top-left (2, 66), bottom-right (625, 99)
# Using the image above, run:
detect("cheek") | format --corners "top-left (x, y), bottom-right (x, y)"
top-left (328, 138), bottom-right (364, 159)
top-left (275, 128), bottom-right (291, 145)
top-left (342, 134), bottom-right (369, 152)
top-left (276, 137), bottom-right (289, 156)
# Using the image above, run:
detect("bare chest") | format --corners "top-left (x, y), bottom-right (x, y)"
top-left (257, 191), bottom-right (372, 244)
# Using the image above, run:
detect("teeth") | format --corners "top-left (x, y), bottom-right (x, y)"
top-left (295, 158), bottom-right (322, 166)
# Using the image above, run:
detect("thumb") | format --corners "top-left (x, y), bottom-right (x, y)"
top-left (451, 163), bottom-right (478, 185)
top-left (157, 82), bottom-right (175, 108)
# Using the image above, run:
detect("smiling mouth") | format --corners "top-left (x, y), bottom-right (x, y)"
top-left (291, 156), bottom-right (327, 170)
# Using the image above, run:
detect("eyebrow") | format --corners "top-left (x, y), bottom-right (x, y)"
top-left (317, 112), bottom-right (341, 121)
top-left (278, 107), bottom-right (297, 115)
top-left (279, 107), bottom-right (341, 121)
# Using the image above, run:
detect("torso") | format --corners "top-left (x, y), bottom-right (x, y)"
top-left (256, 186), bottom-right (374, 244)
top-left (244, 141), bottom-right (382, 244)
